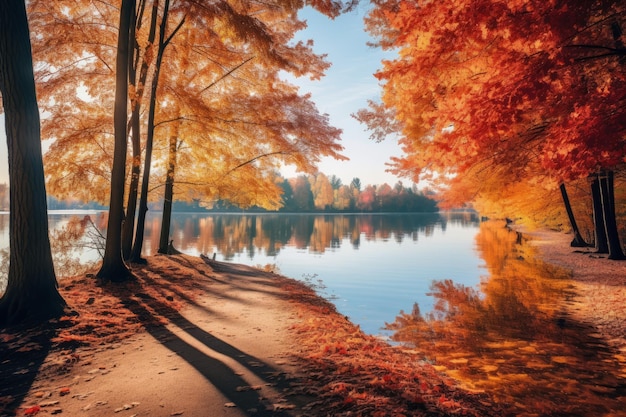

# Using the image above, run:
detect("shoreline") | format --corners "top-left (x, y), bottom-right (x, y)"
top-left (514, 225), bottom-right (626, 348)
top-left (1, 225), bottom-right (625, 416)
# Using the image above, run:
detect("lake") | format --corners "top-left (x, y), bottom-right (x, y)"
top-left (0, 211), bottom-right (485, 338)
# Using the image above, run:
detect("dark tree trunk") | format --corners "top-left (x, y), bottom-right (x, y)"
top-left (122, 1), bottom-right (151, 260)
top-left (559, 183), bottom-right (590, 247)
top-left (97, 0), bottom-right (136, 282)
top-left (130, 0), bottom-right (174, 263)
top-left (598, 171), bottom-right (625, 260)
top-left (121, 126), bottom-right (141, 260)
top-left (591, 177), bottom-right (609, 253)
top-left (0, 0), bottom-right (66, 326)
top-left (158, 133), bottom-right (178, 254)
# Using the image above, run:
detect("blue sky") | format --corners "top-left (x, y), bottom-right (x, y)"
top-left (0, 4), bottom-right (404, 188)
top-left (285, 6), bottom-right (402, 187)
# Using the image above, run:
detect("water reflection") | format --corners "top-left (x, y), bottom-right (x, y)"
top-left (0, 211), bottom-right (482, 335)
top-left (386, 222), bottom-right (626, 416)
top-left (141, 211), bottom-right (474, 259)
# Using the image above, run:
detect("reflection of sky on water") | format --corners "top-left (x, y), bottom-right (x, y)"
top-left (0, 212), bottom-right (485, 338)
top-left (227, 218), bottom-right (485, 337)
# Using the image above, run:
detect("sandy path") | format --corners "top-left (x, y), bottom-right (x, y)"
top-left (518, 226), bottom-right (626, 346)
top-left (14, 258), bottom-right (312, 417)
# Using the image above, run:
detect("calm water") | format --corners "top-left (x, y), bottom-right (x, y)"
top-left (155, 211), bottom-right (485, 337)
top-left (0, 211), bottom-right (483, 337)
top-left (1, 211), bottom-right (625, 414)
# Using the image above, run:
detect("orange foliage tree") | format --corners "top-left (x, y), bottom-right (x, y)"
top-left (28, 0), bottom-right (355, 279)
top-left (358, 0), bottom-right (626, 257)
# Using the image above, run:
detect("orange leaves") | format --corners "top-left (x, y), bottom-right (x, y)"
top-left (361, 0), bottom-right (626, 216)
top-left (28, 0), bottom-right (348, 211)
top-left (284, 275), bottom-right (496, 416)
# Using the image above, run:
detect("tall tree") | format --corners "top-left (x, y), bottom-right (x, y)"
top-left (158, 128), bottom-right (179, 254)
top-left (0, 0), bottom-right (66, 325)
top-left (30, 0), bottom-right (349, 232)
top-left (130, 0), bottom-right (183, 262)
top-left (359, 0), bottom-right (626, 247)
top-left (121, 0), bottom-right (157, 260)
top-left (559, 183), bottom-right (590, 247)
top-left (97, 0), bottom-right (136, 282)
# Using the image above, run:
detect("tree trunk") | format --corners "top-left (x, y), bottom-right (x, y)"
top-left (0, 0), bottom-right (66, 326)
top-left (121, 129), bottom-right (141, 260)
top-left (598, 171), bottom-right (625, 260)
top-left (97, 0), bottom-right (136, 282)
top-left (122, 0), bottom-right (154, 260)
top-left (559, 183), bottom-right (590, 247)
top-left (590, 177), bottom-right (609, 253)
top-left (158, 133), bottom-right (178, 254)
top-left (130, 0), bottom-right (172, 263)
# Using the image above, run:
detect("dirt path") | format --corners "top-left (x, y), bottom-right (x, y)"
top-left (518, 226), bottom-right (626, 348)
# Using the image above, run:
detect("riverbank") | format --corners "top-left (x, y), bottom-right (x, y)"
top-left (1, 224), bottom-right (625, 416)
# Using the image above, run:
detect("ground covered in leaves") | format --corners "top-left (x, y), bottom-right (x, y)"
top-left (1, 254), bottom-right (498, 417)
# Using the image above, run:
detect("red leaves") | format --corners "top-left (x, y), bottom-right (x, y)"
top-left (287, 280), bottom-right (496, 416)
top-left (23, 405), bottom-right (40, 415)
top-left (362, 0), bottom-right (626, 215)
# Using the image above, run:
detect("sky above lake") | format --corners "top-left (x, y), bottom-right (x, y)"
top-left (0, 4), bottom-right (404, 188)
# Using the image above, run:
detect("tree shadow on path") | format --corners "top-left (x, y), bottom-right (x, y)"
top-left (0, 324), bottom-right (58, 416)
top-left (117, 276), bottom-right (313, 416)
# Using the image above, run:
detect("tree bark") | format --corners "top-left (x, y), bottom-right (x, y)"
top-left (97, 0), bottom-right (136, 282)
top-left (158, 133), bottom-right (178, 254)
top-left (130, 0), bottom-right (173, 262)
top-left (122, 0), bottom-right (152, 260)
top-left (598, 171), bottom-right (625, 260)
top-left (0, 0), bottom-right (66, 326)
top-left (559, 183), bottom-right (589, 247)
top-left (590, 177), bottom-right (609, 253)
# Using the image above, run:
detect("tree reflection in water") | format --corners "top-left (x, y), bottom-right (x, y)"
top-left (386, 222), bottom-right (626, 417)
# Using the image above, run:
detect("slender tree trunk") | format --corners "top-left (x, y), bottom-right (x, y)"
top-left (559, 183), bottom-right (589, 247)
top-left (97, 0), bottom-right (136, 282)
top-left (158, 133), bottom-right (178, 254)
top-left (131, 0), bottom-right (175, 262)
top-left (122, 131), bottom-right (141, 260)
top-left (598, 171), bottom-right (625, 260)
top-left (591, 177), bottom-right (609, 253)
top-left (122, 0), bottom-right (152, 260)
top-left (0, 0), bottom-right (66, 326)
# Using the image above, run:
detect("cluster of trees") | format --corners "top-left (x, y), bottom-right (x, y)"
top-left (357, 0), bottom-right (626, 258)
top-left (203, 174), bottom-right (437, 212)
top-left (0, 0), bottom-right (357, 326)
top-left (277, 174), bottom-right (437, 212)
top-left (2, 173), bottom-right (439, 214)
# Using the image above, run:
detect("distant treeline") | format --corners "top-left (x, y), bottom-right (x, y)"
top-left (1, 175), bottom-right (439, 214)
top-left (174, 175), bottom-right (439, 213)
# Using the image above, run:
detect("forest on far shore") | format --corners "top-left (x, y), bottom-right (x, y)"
top-left (0, 173), bottom-right (438, 214)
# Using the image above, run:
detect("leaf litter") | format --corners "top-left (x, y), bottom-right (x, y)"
top-left (1, 254), bottom-right (499, 416)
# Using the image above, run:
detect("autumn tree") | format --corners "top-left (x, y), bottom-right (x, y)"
top-left (291, 175), bottom-right (315, 211)
top-left (30, 0), bottom-right (352, 264)
top-left (0, 0), bottom-right (66, 325)
top-left (97, 0), bottom-right (136, 281)
top-left (359, 0), bottom-right (626, 255)
top-left (310, 173), bottom-right (334, 210)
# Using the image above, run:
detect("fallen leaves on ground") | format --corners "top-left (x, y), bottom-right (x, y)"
top-left (1, 254), bottom-right (499, 416)
top-left (281, 280), bottom-right (501, 416)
